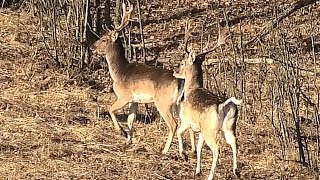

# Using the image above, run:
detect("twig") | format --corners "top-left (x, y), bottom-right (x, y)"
top-left (154, 173), bottom-right (171, 180)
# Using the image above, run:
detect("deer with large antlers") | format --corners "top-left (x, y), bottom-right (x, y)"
top-left (174, 22), bottom-right (241, 179)
top-left (92, 1), bottom-right (184, 154)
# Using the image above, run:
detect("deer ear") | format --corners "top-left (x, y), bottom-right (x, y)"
top-left (187, 50), bottom-right (196, 64)
top-left (111, 31), bottom-right (119, 42)
top-left (191, 51), bottom-right (196, 62)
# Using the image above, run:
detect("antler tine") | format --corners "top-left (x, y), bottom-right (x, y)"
top-left (196, 23), bottom-right (226, 57)
top-left (114, 1), bottom-right (134, 31)
top-left (102, 24), bottom-right (111, 32)
top-left (184, 20), bottom-right (196, 54)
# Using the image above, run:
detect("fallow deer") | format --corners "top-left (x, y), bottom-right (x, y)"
top-left (92, 1), bottom-right (184, 154)
top-left (174, 24), bottom-right (242, 179)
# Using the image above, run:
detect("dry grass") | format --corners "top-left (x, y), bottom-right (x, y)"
top-left (1, 1), bottom-right (320, 179)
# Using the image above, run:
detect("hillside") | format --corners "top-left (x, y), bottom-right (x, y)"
top-left (0, 1), bottom-right (320, 179)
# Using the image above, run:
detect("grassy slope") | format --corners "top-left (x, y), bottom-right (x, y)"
top-left (0, 0), bottom-right (320, 179)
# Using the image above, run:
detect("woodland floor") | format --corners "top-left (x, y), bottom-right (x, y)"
top-left (1, 0), bottom-right (320, 179)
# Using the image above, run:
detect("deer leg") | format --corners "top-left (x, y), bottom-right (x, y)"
top-left (109, 97), bottom-right (130, 136)
top-left (177, 122), bottom-right (190, 159)
top-left (188, 128), bottom-right (196, 154)
top-left (204, 132), bottom-right (219, 180)
top-left (127, 102), bottom-right (138, 143)
top-left (155, 101), bottom-right (177, 154)
top-left (196, 132), bottom-right (204, 175)
top-left (224, 129), bottom-right (238, 175)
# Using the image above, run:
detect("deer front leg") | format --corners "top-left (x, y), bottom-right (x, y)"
top-left (109, 97), bottom-right (130, 137)
top-left (155, 101), bottom-right (177, 154)
top-left (204, 132), bottom-right (219, 180)
top-left (177, 122), bottom-right (190, 160)
top-left (127, 102), bottom-right (138, 143)
top-left (188, 128), bottom-right (196, 155)
top-left (196, 133), bottom-right (204, 175)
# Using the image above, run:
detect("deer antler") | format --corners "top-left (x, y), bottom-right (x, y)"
top-left (196, 23), bottom-right (226, 57)
top-left (114, 1), bottom-right (134, 31)
top-left (184, 21), bottom-right (192, 53)
top-left (184, 22), bottom-right (226, 57)
top-left (184, 21), bottom-right (198, 54)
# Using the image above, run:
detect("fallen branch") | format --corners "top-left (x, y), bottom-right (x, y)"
top-left (205, 57), bottom-right (274, 64)
top-left (158, 57), bottom-right (275, 64)
top-left (157, 56), bottom-right (314, 73)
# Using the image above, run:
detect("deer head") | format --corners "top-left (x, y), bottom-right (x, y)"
top-left (174, 21), bottom-right (227, 72)
top-left (173, 50), bottom-right (196, 79)
top-left (173, 21), bottom-right (227, 88)
top-left (92, 1), bottom-right (133, 55)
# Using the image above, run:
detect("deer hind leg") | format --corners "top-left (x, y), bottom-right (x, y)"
top-left (222, 114), bottom-right (238, 175)
top-left (203, 131), bottom-right (219, 180)
top-left (109, 96), bottom-right (130, 136)
top-left (224, 129), bottom-right (238, 175)
top-left (127, 102), bottom-right (138, 143)
top-left (154, 101), bottom-right (177, 154)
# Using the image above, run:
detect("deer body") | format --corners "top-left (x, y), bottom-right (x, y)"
top-left (110, 60), bottom-right (180, 104)
top-left (174, 51), bottom-right (241, 180)
top-left (93, 3), bottom-right (183, 154)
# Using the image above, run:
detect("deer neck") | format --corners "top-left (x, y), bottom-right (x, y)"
top-left (105, 42), bottom-right (129, 81)
top-left (184, 68), bottom-right (202, 97)
top-left (194, 59), bottom-right (203, 88)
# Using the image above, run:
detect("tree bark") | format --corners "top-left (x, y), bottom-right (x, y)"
top-left (104, 0), bottom-right (112, 29)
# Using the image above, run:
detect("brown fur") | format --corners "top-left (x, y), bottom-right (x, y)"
top-left (93, 29), bottom-right (183, 154)
top-left (174, 51), bottom-right (241, 179)
top-left (186, 88), bottom-right (228, 111)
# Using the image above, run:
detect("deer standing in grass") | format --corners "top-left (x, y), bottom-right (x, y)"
top-left (174, 23), bottom-right (242, 179)
top-left (92, 1), bottom-right (184, 154)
